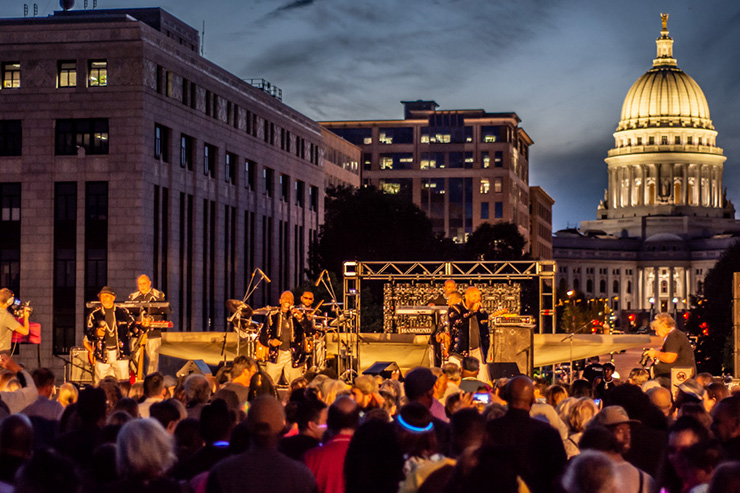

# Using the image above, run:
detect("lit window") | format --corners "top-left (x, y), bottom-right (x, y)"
top-left (380, 156), bottom-right (393, 170)
top-left (57, 61), bottom-right (77, 88)
top-left (482, 152), bottom-right (490, 168)
top-left (494, 177), bottom-right (503, 193)
top-left (2, 63), bottom-right (20, 89)
top-left (637, 137), bottom-right (643, 145)
top-left (674, 136), bottom-right (681, 145)
top-left (480, 179), bottom-right (490, 194)
top-left (687, 136), bottom-right (693, 144)
top-left (381, 182), bottom-right (400, 194)
top-left (88, 60), bottom-right (107, 87)
top-left (661, 136), bottom-right (668, 145)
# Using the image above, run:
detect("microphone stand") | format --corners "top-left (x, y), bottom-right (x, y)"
top-left (560, 321), bottom-right (595, 383)
top-left (221, 268), bottom-right (270, 361)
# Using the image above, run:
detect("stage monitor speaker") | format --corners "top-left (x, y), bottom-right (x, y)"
top-left (490, 323), bottom-right (534, 376)
top-left (176, 359), bottom-right (212, 378)
top-left (68, 347), bottom-right (93, 385)
top-left (487, 362), bottom-right (522, 380)
top-left (363, 361), bottom-right (400, 379)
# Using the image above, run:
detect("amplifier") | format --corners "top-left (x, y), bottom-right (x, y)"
top-left (68, 347), bottom-right (94, 385)
top-left (493, 315), bottom-right (534, 325)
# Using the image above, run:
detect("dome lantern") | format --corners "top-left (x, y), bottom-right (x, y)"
top-left (653, 13), bottom-right (676, 67)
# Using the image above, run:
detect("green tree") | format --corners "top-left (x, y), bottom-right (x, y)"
top-left (685, 240), bottom-right (740, 374)
top-left (309, 186), bottom-right (447, 276)
top-left (463, 222), bottom-right (528, 260)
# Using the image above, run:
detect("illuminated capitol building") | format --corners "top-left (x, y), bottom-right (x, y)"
top-left (554, 15), bottom-right (740, 318)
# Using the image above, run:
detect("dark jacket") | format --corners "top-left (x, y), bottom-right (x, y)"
top-left (486, 408), bottom-right (567, 493)
top-left (448, 303), bottom-right (490, 361)
top-left (258, 309), bottom-right (308, 367)
top-left (85, 306), bottom-right (139, 362)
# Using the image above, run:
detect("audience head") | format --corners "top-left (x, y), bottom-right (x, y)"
top-left (142, 372), bottom-right (165, 399)
top-left (344, 419), bottom-right (404, 493)
top-left (231, 355), bottom-right (259, 382)
top-left (116, 418), bottom-right (176, 480)
top-left (707, 461), bottom-right (740, 493)
top-left (571, 379), bottom-right (592, 398)
top-left (403, 367), bottom-right (438, 408)
top-left (396, 401), bottom-right (437, 459)
top-left (351, 375), bottom-right (378, 409)
top-left (561, 450), bottom-right (621, 493)
top-left (0, 413), bottom-right (33, 458)
top-left (183, 374), bottom-right (212, 405)
top-left (568, 397), bottom-right (599, 434)
top-left (76, 386), bottom-right (107, 426)
top-left (545, 384), bottom-right (568, 408)
top-left (15, 448), bottom-right (81, 493)
top-left (628, 368), bottom-right (650, 387)
top-left (295, 398), bottom-right (328, 439)
top-left (200, 398), bottom-right (233, 445)
top-left (32, 368), bottom-right (56, 398)
top-left (461, 357), bottom-right (480, 379)
top-left (501, 375), bottom-right (535, 411)
top-left (711, 395), bottom-right (740, 443)
top-left (57, 382), bottom-right (79, 407)
top-left (450, 407), bottom-right (486, 457)
top-left (327, 395), bottom-right (360, 435)
top-left (589, 405), bottom-right (638, 455)
top-left (443, 363), bottom-right (461, 384)
top-left (247, 395), bottom-right (286, 447)
top-left (149, 399), bottom-right (183, 433)
top-left (648, 386), bottom-right (674, 418)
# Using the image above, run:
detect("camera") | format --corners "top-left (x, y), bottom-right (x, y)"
top-left (639, 348), bottom-right (651, 367)
top-left (7, 299), bottom-right (32, 318)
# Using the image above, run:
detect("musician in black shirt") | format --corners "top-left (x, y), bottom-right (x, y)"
top-left (128, 274), bottom-right (171, 374)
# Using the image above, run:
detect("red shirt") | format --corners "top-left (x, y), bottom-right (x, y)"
top-left (303, 433), bottom-right (353, 493)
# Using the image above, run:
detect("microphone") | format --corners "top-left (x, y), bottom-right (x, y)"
top-left (315, 269), bottom-right (326, 287)
top-left (257, 268), bottom-right (271, 283)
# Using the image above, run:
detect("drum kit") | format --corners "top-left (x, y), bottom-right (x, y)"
top-left (225, 298), bottom-right (348, 369)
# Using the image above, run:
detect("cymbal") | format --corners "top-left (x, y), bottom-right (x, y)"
top-left (323, 301), bottom-right (344, 307)
top-left (252, 306), bottom-right (276, 316)
top-left (225, 300), bottom-right (253, 318)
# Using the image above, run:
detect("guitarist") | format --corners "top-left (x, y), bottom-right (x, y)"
top-left (258, 291), bottom-right (309, 385)
top-left (128, 274), bottom-right (171, 375)
top-left (85, 286), bottom-right (140, 383)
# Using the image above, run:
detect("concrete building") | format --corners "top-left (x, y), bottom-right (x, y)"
top-left (553, 15), bottom-right (740, 320)
top-left (529, 186), bottom-right (555, 260)
top-left (320, 101), bottom-right (552, 257)
top-left (0, 7), bottom-right (358, 368)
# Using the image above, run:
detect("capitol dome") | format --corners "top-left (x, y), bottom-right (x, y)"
top-left (616, 15), bottom-right (713, 131)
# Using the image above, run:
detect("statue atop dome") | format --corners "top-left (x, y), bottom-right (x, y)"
top-left (661, 13), bottom-right (668, 31)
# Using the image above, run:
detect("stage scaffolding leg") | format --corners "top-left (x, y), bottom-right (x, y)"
top-left (343, 262), bottom-right (360, 379)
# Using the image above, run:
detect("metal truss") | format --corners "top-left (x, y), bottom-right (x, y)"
top-left (341, 260), bottom-right (557, 373)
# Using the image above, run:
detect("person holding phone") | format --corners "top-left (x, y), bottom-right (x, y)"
top-left (0, 288), bottom-right (30, 354)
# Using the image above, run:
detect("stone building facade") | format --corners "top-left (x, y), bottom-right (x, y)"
top-left (0, 7), bottom-right (359, 368)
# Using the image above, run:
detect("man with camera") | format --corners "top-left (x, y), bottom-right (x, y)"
top-left (645, 312), bottom-right (696, 387)
top-left (0, 288), bottom-right (30, 354)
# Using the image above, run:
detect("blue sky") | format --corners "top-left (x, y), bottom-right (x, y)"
top-left (3, 0), bottom-right (740, 231)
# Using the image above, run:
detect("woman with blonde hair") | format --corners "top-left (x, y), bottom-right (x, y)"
top-left (56, 382), bottom-right (79, 407)
top-left (564, 397), bottom-right (599, 459)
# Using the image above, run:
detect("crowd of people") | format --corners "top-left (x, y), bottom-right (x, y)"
top-left (0, 346), bottom-right (737, 493)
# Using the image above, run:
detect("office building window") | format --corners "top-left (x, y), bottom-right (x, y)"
top-left (203, 143), bottom-right (216, 178)
top-left (329, 127), bottom-right (372, 146)
top-left (225, 152), bottom-right (236, 184)
top-left (494, 177), bottom-right (503, 193)
top-left (295, 180), bottom-right (305, 207)
top-left (481, 202), bottom-right (489, 219)
top-left (480, 178), bottom-right (490, 194)
top-left (0, 120), bottom-right (21, 156)
top-left (180, 134), bottom-right (194, 170)
top-left (53, 182), bottom-right (77, 355)
top-left (154, 124), bottom-right (170, 162)
top-left (2, 63), bottom-right (20, 89)
top-left (57, 61), bottom-right (77, 88)
top-left (494, 151), bottom-right (503, 168)
top-left (88, 60), bottom-right (107, 87)
top-left (263, 167), bottom-right (274, 197)
top-left (55, 119), bottom-right (109, 155)
top-left (482, 151), bottom-right (490, 169)
top-left (245, 159), bottom-right (256, 190)
top-left (309, 185), bottom-right (319, 212)
top-left (494, 202), bottom-right (503, 218)
top-left (481, 126), bottom-right (499, 143)
top-left (280, 174), bottom-right (289, 202)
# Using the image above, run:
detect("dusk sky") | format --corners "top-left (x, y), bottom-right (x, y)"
top-left (3, 0), bottom-right (740, 231)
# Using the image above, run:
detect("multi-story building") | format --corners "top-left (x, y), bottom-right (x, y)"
top-left (553, 15), bottom-right (740, 320)
top-left (0, 7), bottom-right (356, 368)
top-left (321, 101), bottom-right (550, 254)
top-left (529, 186), bottom-right (555, 260)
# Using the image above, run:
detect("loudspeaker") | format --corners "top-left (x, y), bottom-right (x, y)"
top-left (489, 323), bottom-right (534, 376)
top-left (176, 359), bottom-right (212, 378)
top-left (362, 361), bottom-right (400, 379)
top-left (487, 362), bottom-right (522, 380)
top-left (68, 347), bottom-right (93, 385)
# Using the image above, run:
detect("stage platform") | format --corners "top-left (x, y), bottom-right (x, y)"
top-left (159, 331), bottom-right (651, 373)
